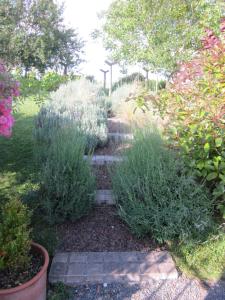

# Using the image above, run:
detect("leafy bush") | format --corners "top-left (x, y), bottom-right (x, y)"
top-left (149, 21), bottom-right (225, 216)
top-left (16, 71), bottom-right (70, 105)
top-left (112, 72), bottom-right (145, 92)
top-left (39, 127), bottom-right (95, 225)
top-left (110, 82), bottom-right (141, 119)
top-left (22, 189), bottom-right (58, 257)
top-left (41, 72), bottom-right (68, 92)
top-left (146, 79), bottom-right (166, 92)
top-left (110, 82), bottom-right (165, 128)
top-left (0, 198), bottom-right (31, 270)
top-left (112, 129), bottom-right (213, 243)
top-left (48, 282), bottom-right (72, 300)
top-left (34, 78), bottom-right (108, 153)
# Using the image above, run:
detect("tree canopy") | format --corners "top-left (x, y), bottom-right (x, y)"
top-left (0, 0), bottom-right (84, 73)
top-left (100, 0), bottom-right (224, 72)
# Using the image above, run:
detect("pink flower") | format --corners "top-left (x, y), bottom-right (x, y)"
top-left (0, 115), bottom-right (8, 124)
top-left (220, 18), bottom-right (225, 33)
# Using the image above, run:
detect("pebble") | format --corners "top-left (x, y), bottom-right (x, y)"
top-left (69, 278), bottom-right (225, 300)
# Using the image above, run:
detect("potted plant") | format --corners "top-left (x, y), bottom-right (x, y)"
top-left (0, 199), bottom-right (49, 300)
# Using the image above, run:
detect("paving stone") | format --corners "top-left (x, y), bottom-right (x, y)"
top-left (103, 252), bottom-right (123, 262)
top-left (49, 262), bottom-right (67, 277)
top-left (108, 133), bottom-right (133, 143)
top-left (95, 190), bottom-right (115, 205)
top-left (119, 252), bottom-right (141, 262)
top-left (87, 252), bottom-right (105, 263)
top-left (70, 253), bottom-right (88, 263)
top-left (49, 251), bottom-right (179, 285)
top-left (103, 262), bottom-right (141, 274)
top-left (52, 252), bottom-right (69, 263)
top-left (68, 263), bottom-right (87, 276)
top-left (87, 263), bottom-right (104, 275)
top-left (84, 155), bottom-right (123, 165)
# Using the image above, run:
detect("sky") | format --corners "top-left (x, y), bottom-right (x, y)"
top-left (58, 0), bottom-right (116, 82)
top-left (58, 0), bottom-right (145, 85)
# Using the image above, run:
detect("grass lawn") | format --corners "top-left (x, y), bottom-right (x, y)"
top-left (0, 100), bottom-right (39, 203)
top-left (170, 233), bottom-right (225, 281)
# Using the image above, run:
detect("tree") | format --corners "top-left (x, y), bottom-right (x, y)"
top-left (100, 0), bottom-right (224, 72)
top-left (0, 0), bottom-right (84, 73)
top-left (53, 28), bottom-right (85, 75)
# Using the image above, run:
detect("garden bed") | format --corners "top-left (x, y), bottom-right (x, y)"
top-left (56, 207), bottom-right (160, 252)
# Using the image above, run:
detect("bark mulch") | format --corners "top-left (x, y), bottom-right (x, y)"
top-left (95, 140), bottom-right (131, 156)
top-left (93, 165), bottom-right (112, 190)
top-left (56, 207), bottom-right (160, 252)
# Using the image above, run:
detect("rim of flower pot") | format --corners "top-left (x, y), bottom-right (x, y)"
top-left (0, 241), bottom-right (49, 295)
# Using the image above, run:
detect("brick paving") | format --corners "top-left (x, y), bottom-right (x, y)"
top-left (84, 155), bottom-right (123, 165)
top-left (95, 190), bottom-right (115, 205)
top-left (49, 251), bottom-right (179, 285)
top-left (108, 133), bottom-right (134, 143)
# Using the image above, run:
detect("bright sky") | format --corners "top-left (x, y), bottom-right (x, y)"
top-left (58, 0), bottom-right (148, 85)
top-left (58, 0), bottom-right (164, 86)
top-left (58, 0), bottom-right (114, 82)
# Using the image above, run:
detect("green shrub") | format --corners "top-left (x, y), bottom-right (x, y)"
top-left (34, 78), bottom-right (108, 152)
top-left (112, 129), bottom-right (213, 243)
top-left (0, 199), bottom-right (31, 270)
top-left (48, 282), bottom-right (72, 300)
top-left (112, 72), bottom-right (145, 92)
top-left (22, 190), bottom-right (58, 257)
top-left (16, 71), bottom-right (70, 105)
top-left (41, 72), bottom-right (68, 92)
top-left (150, 23), bottom-right (225, 216)
top-left (39, 127), bottom-right (95, 225)
top-left (146, 79), bottom-right (166, 91)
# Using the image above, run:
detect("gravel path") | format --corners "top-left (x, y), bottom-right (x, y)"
top-left (69, 277), bottom-right (225, 300)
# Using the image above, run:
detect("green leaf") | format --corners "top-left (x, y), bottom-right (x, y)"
top-left (215, 138), bottom-right (222, 147)
top-left (206, 172), bottom-right (218, 181)
top-left (219, 174), bottom-right (225, 183)
top-left (204, 143), bottom-right (210, 152)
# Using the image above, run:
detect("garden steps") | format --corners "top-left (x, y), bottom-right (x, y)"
top-left (95, 190), bottom-right (115, 205)
top-left (107, 117), bottom-right (132, 134)
top-left (84, 155), bottom-right (123, 165)
top-left (108, 132), bottom-right (133, 143)
top-left (49, 251), bottom-right (179, 285)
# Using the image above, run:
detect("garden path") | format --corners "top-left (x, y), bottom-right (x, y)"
top-left (49, 116), bottom-right (179, 288)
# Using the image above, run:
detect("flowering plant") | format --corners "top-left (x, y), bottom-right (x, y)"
top-left (0, 62), bottom-right (19, 137)
top-left (155, 19), bottom-right (225, 215)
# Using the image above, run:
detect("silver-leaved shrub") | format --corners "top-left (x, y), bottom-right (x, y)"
top-left (34, 78), bottom-right (108, 154)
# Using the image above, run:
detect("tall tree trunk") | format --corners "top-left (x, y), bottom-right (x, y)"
top-left (63, 65), bottom-right (68, 75)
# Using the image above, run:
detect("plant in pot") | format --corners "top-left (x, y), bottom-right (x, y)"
top-left (0, 198), bottom-right (49, 300)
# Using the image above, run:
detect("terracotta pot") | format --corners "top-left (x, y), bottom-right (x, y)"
top-left (0, 242), bottom-right (49, 300)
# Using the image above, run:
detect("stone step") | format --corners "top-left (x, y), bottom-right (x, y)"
top-left (84, 155), bottom-right (123, 165)
top-left (107, 117), bottom-right (132, 134)
top-left (108, 133), bottom-right (133, 143)
top-left (49, 251), bottom-right (179, 285)
top-left (95, 190), bottom-right (115, 205)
